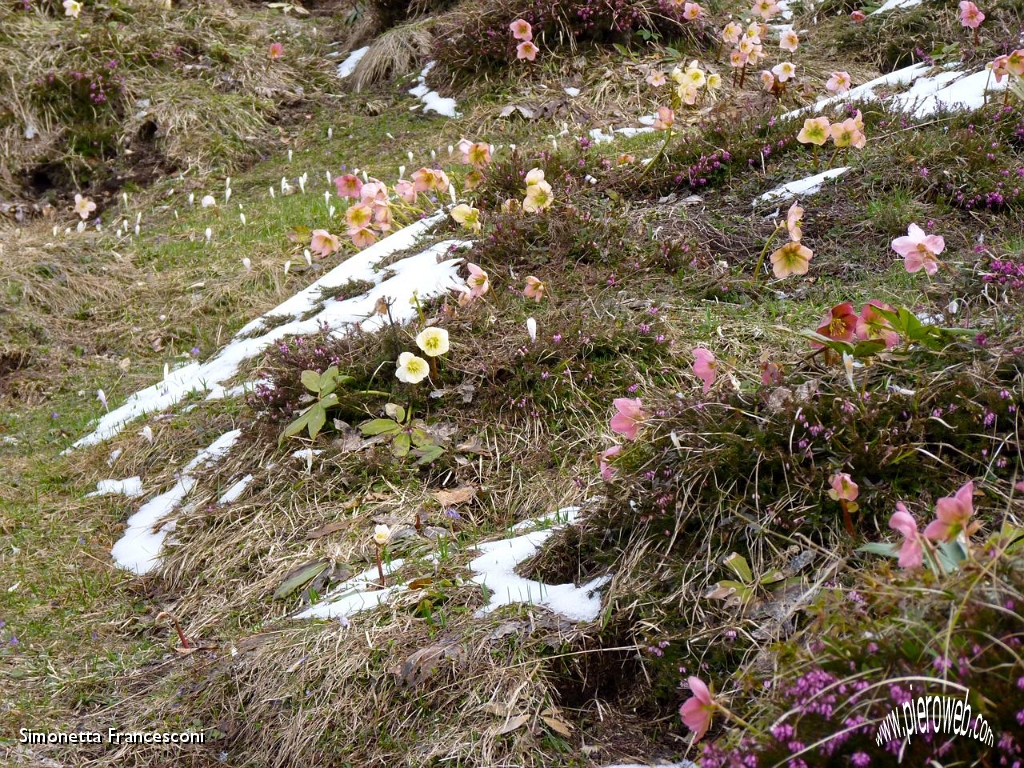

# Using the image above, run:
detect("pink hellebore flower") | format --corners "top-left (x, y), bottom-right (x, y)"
top-left (333, 174), bottom-right (363, 199)
top-left (891, 223), bottom-right (944, 275)
top-left (309, 229), bottom-right (341, 258)
top-left (598, 445), bottom-right (623, 481)
top-left (509, 18), bottom-right (533, 41)
top-left (349, 227), bottom-right (377, 248)
top-left (856, 301), bottom-right (899, 348)
top-left (268, 42), bottom-right (284, 60)
top-left (395, 179), bottom-right (417, 203)
top-left (797, 116), bottom-right (831, 145)
top-left (679, 677), bottom-right (716, 741)
top-left (610, 398), bottom-right (647, 441)
top-left (992, 55), bottom-right (1010, 83)
top-left (828, 472), bottom-right (859, 502)
top-left (760, 70), bottom-right (776, 91)
top-left (924, 481), bottom-right (981, 543)
top-left (465, 263), bottom-right (490, 298)
top-left (683, 2), bottom-right (703, 20)
top-left (653, 106), bottom-right (675, 131)
top-left (850, 9), bottom-right (866, 21)
top-left (889, 503), bottom-right (924, 569)
top-left (826, 71), bottom-right (852, 93)
top-left (959, 1), bottom-right (984, 29)
top-left (517, 40), bottom-right (539, 61)
top-left (692, 348), bottom-right (717, 394)
top-left (523, 275), bottom-right (546, 301)
top-left (1007, 49), bottom-right (1024, 77)
top-left (816, 302), bottom-right (858, 344)
top-left (786, 202), bottom-right (803, 242)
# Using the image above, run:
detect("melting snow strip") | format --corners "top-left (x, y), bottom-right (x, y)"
top-left (218, 474), bottom-right (253, 505)
top-left (295, 506), bottom-right (611, 623)
top-left (782, 62), bottom-right (1006, 121)
top-left (871, 0), bottom-right (921, 14)
top-left (755, 167), bottom-right (850, 203)
top-left (409, 62), bottom-right (459, 118)
top-left (86, 477), bottom-right (144, 498)
top-left (111, 429), bottom-right (241, 574)
top-left (71, 212), bottom-right (467, 448)
top-left (336, 46), bottom-right (369, 79)
top-left (600, 763), bottom-right (697, 768)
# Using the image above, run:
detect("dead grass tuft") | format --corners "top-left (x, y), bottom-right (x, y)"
top-left (349, 17), bottom-right (436, 91)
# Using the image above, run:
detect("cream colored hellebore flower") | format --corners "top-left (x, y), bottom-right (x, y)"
top-left (373, 524), bottom-right (391, 546)
top-left (396, 352), bottom-right (430, 384)
top-left (415, 326), bottom-right (450, 357)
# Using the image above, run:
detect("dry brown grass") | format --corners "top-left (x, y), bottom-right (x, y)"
top-left (0, 0), bottom-right (334, 200)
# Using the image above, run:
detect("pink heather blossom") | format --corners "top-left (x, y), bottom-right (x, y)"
top-left (826, 71), bottom-right (852, 93)
top-left (679, 677), bottom-right (715, 741)
top-left (891, 223), bottom-right (944, 275)
top-left (959, 1), bottom-right (984, 29)
top-left (517, 40), bottom-right (539, 61)
top-left (333, 174), bottom-right (363, 199)
top-left (692, 348), bottom-right (717, 394)
top-left (598, 445), bottom-right (622, 481)
top-left (610, 398), bottom-right (646, 441)
top-left (890, 503), bottom-right (924, 569)
top-left (509, 18), bottom-right (533, 41)
top-left (924, 481), bottom-right (981, 543)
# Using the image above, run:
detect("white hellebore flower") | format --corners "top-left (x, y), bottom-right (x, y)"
top-left (64, 0), bottom-right (82, 17)
top-left (395, 352), bottom-right (430, 384)
top-left (373, 524), bottom-right (391, 546)
top-left (415, 326), bottom-right (450, 357)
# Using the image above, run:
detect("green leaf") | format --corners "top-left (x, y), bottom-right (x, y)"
top-left (320, 366), bottom-right (340, 396)
top-left (360, 418), bottom-right (401, 436)
top-left (795, 329), bottom-right (855, 355)
top-left (393, 431), bottom-right (411, 457)
top-left (414, 445), bottom-right (445, 465)
top-left (858, 542), bottom-right (900, 558)
top-left (759, 569), bottom-right (785, 585)
top-left (300, 370), bottom-right (321, 393)
top-left (273, 560), bottom-right (329, 600)
top-left (937, 541), bottom-right (967, 569)
top-left (410, 428), bottom-right (434, 448)
top-left (723, 552), bottom-right (752, 583)
top-left (307, 403), bottom-right (326, 440)
top-left (384, 403), bottom-right (406, 423)
top-left (851, 339), bottom-right (887, 358)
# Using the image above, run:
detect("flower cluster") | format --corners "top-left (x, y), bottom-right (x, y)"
top-left (395, 326), bottom-right (449, 385)
top-left (648, 60), bottom-right (722, 108)
top-left (797, 112), bottom-right (866, 149)
top-left (510, 18), bottom-right (539, 61)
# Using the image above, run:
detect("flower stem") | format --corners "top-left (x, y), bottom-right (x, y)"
top-left (375, 544), bottom-right (386, 586)
top-left (637, 123), bottom-right (674, 182)
top-left (751, 222), bottom-right (784, 283)
top-left (840, 499), bottom-right (855, 537)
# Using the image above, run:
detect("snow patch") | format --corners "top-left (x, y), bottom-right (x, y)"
top-left (409, 62), bottom-right (459, 118)
top-left (871, 0), bottom-right (921, 14)
top-left (296, 506), bottom-right (610, 623)
top-left (71, 213), bottom-right (465, 448)
top-left (600, 763), bottom-right (697, 768)
top-left (336, 46), bottom-right (369, 79)
top-left (218, 474), bottom-right (253, 505)
top-left (87, 477), bottom-right (143, 498)
top-left (111, 429), bottom-right (241, 574)
top-left (756, 167), bottom-right (850, 203)
top-left (783, 63), bottom-right (1007, 121)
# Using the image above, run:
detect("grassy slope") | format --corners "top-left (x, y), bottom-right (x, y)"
top-left (2, 0), bottom-right (1023, 766)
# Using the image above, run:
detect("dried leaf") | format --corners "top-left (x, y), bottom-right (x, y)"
top-left (406, 577), bottom-right (434, 590)
top-left (540, 716), bottom-right (573, 738)
top-left (396, 640), bottom-right (465, 686)
top-left (493, 714), bottom-right (530, 735)
top-left (305, 521), bottom-right (347, 540)
top-left (432, 486), bottom-right (477, 506)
